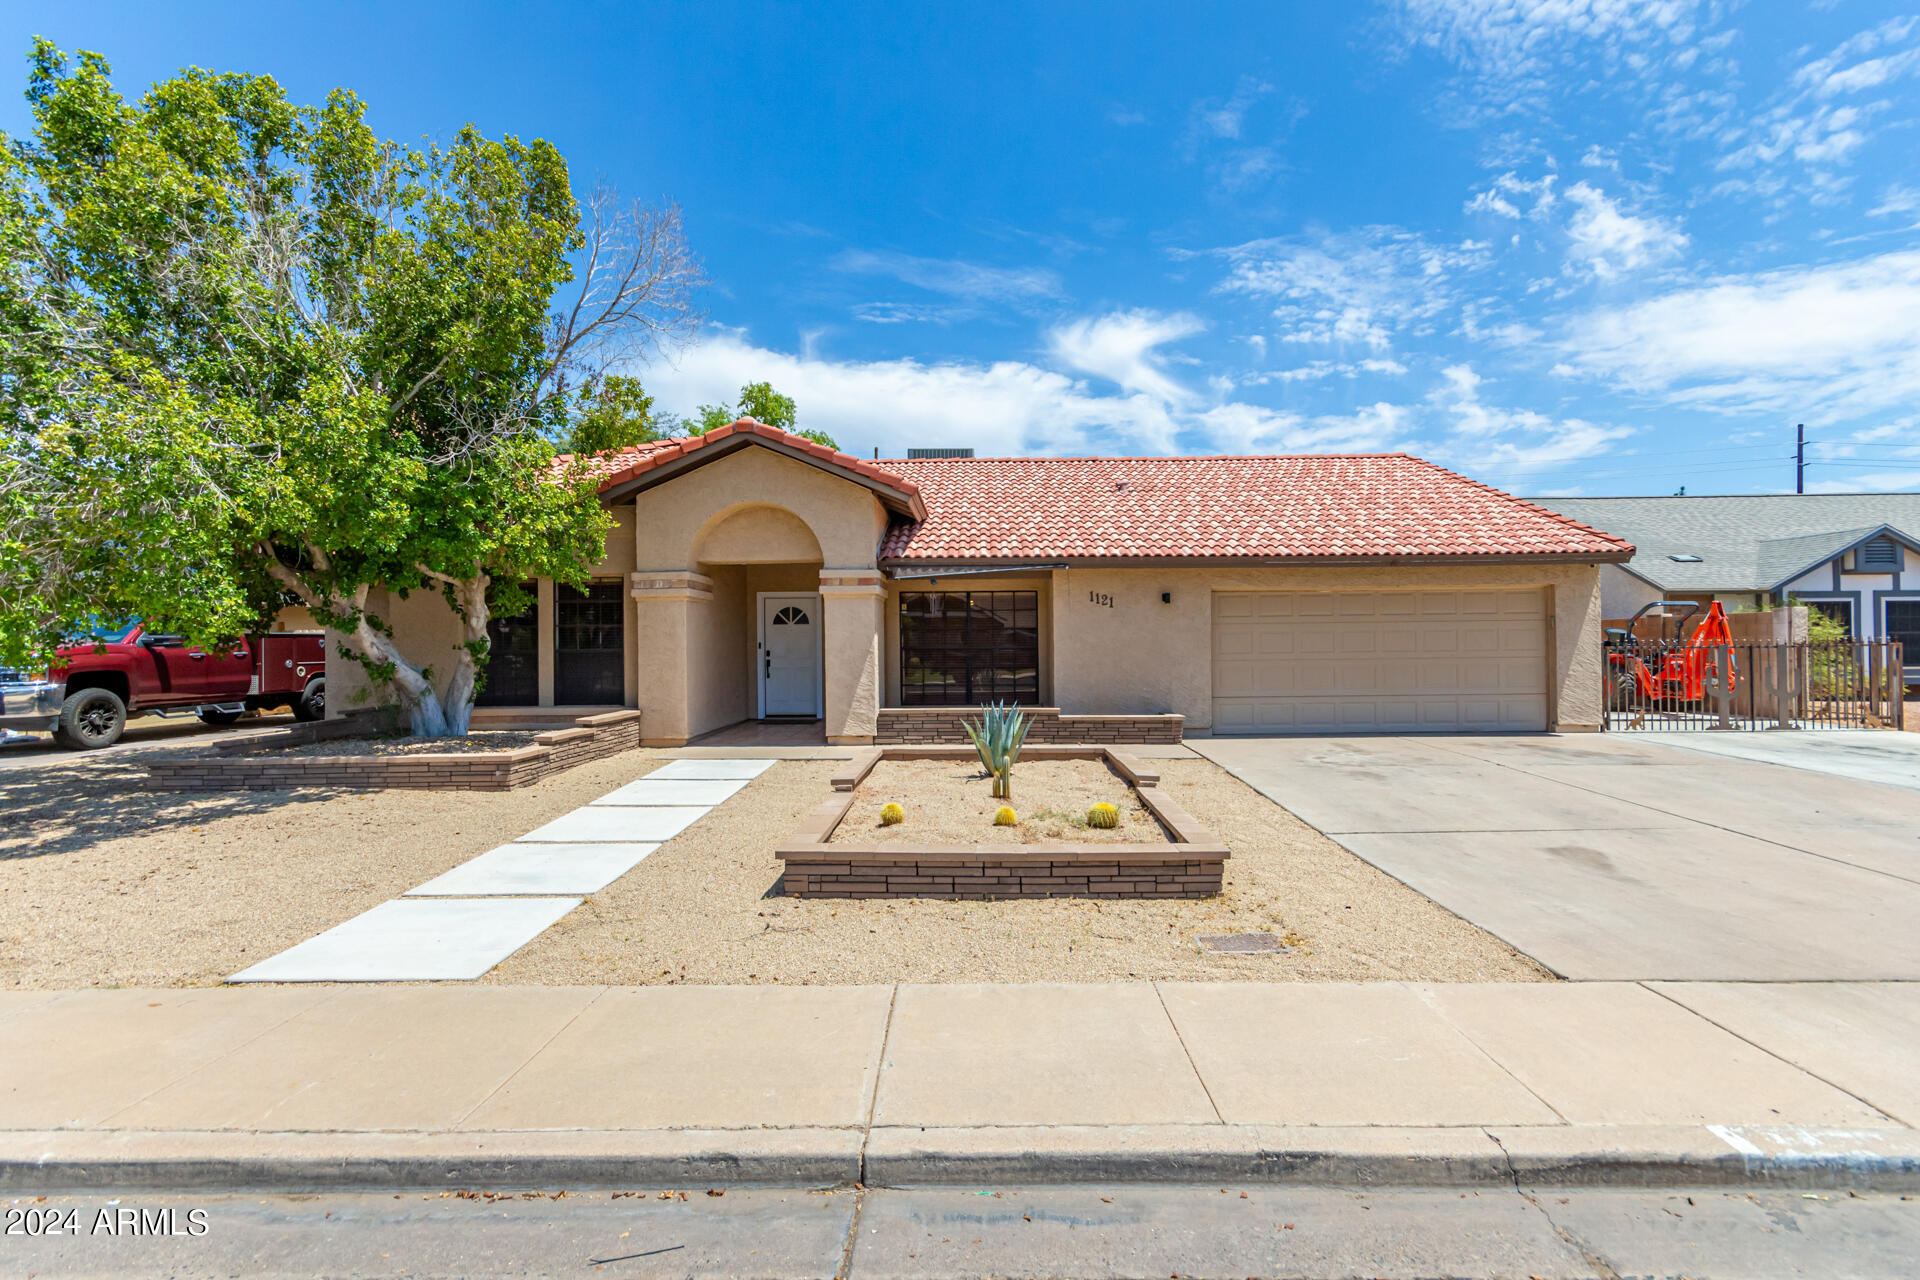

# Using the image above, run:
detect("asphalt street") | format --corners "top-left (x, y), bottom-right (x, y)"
top-left (6, 1184), bottom-right (1918, 1278)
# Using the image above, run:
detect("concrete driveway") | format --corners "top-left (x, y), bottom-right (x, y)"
top-left (1191, 733), bottom-right (1920, 981)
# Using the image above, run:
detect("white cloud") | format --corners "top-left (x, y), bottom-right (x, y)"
top-left (1191, 77), bottom-right (1274, 140)
top-left (1715, 18), bottom-right (1920, 199)
top-left (638, 326), bottom-right (1427, 464)
top-left (1560, 250), bottom-right (1920, 419)
top-left (1465, 170), bottom-right (1558, 220)
top-left (1388, 0), bottom-right (1720, 119)
top-left (1423, 361), bottom-right (1631, 481)
top-left (641, 328), bottom-right (1185, 458)
top-left (831, 250), bottom-right (1064, 303)
top-left (1562, 181), bottom-right (1687, 277)
top-left (1213, 227), bottom-right (1487, 351)
top-left (1045, 310), bottom-right (1205, 405)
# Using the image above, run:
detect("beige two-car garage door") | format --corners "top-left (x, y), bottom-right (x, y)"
top-left (1211, 589), bottom-right (1549, 734)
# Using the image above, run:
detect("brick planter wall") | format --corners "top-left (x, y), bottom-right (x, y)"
top-left (781, 853), bottom-right (1225, 899)
top-left (145, 709), bottom-right (641, 792)
top-left (777, 745), bottom-right (1226, 900)
top-left (875, 706), bottom-right (1183, 744)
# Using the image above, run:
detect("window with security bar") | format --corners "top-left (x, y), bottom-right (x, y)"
top-left (899, 590), bottom-right (1039, 706)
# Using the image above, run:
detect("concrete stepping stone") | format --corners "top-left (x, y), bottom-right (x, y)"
top-left (649, 758), bottom-right (776, 780)
top-left (591, 778), bottom-right (747, 806)
top-left (404, 843), bottom-right (659, 897)
top-left (515, 805), bottom-right (709, 844)
top-left (229, 898), bottom-right (581, 983)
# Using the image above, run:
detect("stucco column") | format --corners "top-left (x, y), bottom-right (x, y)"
top-left (629, 570), bottom-right (713, 746)
top-left (819, 569), bottom-right (885, 745)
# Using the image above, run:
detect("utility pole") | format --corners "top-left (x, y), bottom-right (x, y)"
top-left (1796, 423), bottom-right (1805, 494)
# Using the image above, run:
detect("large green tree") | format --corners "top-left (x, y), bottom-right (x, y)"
top-left (0, 42), bottom-right (702, 733)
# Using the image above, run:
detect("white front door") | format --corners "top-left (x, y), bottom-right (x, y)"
top-left (759, 593), bottom-right (822, 717)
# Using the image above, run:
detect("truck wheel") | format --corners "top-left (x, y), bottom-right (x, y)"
top-left (197, 709), bottom-right (242, 726)
top-left (58, 687), bottom-right (127, 750)
top-left (293, 676), bottom-right (325, 722)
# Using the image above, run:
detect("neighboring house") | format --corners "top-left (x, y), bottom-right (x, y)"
top-left (1530, 494), bottom-right (1920, 677)
top-left (332, 422), bottom-right (1634, 741)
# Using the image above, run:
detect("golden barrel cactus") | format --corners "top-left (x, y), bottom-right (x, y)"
top-left (879, 802), bottom-right (905, 826)
top-left (993, 806), bottom-right (1018, 827)
top-left (1086, 802), bottom-right (1120, 829)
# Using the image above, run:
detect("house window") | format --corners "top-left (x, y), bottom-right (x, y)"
top-left (554, 581), bottom-right (625, 705)
top-left (1886, 600), bottom-right (1920, 662)
top-left (1861, 538), bottom-right (1902, 571)
top-left (899, 590), bottom-right (1039, 706)
top-left (1807, 599), bottom-right (1855, 636)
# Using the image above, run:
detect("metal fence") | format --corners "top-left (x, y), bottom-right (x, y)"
top-left (1602, 638), bottom-right (1907, 731)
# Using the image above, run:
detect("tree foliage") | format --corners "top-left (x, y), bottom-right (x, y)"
top-left (562, 372), bottom-right (657, 456)
top-left (0, 42), bottom-right (701, 732)
top-left (688, 380), bottom-right (837, 449)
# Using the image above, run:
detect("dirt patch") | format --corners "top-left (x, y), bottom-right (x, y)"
top-left (0, 743), bottom-right (671, 989)
top-left (830, 758), bottom-right (1163, 845)
top-left (218, 732), bottom-right (544, 758)
top-left (493, 756), bottom-right (1551, 986)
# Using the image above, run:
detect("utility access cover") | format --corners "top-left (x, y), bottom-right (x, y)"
top-left (1197, 933), bottom-right (1287, 955)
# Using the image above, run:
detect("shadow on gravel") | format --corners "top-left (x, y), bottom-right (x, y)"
top-left (0, 745), bottom-right (349, 862)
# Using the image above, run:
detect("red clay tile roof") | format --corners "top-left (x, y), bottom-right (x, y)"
top-left (876, 454), bottom-right (1634, 561)
top-left (568, 420), bottom-right (922, 511)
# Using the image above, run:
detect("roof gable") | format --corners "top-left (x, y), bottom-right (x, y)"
top-left (566, 420), bottom-right (926, 519)
top-left (1532, 494), bottom-right (1920, 590)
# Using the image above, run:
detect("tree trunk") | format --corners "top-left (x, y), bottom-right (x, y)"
top-left (434, 574), bottom-right (492, 737)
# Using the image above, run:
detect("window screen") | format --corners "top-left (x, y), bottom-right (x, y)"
top-left (899, 590), bottom-right (1039, 706)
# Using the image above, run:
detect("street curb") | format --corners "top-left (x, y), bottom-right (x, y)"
top-left (0, 1130), bottom-right (862, 1192)
top-left (4, 1125), bottom-right (1916, 1192)
top-left (863, 1125), bottom-right (1920, 1191)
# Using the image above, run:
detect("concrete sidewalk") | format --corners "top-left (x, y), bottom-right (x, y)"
top-left (5, 980), bottom-right (1918, 1191)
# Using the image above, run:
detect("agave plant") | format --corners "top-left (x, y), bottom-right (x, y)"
top-left (963, 701), bottom-right (1031, 800)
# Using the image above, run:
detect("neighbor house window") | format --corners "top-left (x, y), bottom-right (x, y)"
top-left (1886, 600), bottom-right (1920, 662)
top-left (1807, 599), bottom-right (1855, 636)
top-left (899, 590), bottom-right (1039, 706)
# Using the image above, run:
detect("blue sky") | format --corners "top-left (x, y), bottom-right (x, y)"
top-left (8, 2), bottom-right (1920, 495)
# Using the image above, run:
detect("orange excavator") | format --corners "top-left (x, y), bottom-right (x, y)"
top-left (1604, 599), bottom-right (1739, 711)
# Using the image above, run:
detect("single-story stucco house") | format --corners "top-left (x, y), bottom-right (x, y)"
top-left (1531, 494), bottom-right (1920, 681)
top-left (332, 421), bottom-right (1636, 742)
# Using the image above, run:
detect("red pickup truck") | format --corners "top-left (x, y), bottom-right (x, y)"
top-left (0, 622), bottom-right (326, 749)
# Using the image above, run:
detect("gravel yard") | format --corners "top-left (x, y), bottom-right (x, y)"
top-left (1, 743), bottom-right (1549, 988)
top-left (831, 758), bottom-right (1162, 845)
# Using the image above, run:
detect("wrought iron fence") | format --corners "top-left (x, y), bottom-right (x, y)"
top-left (1601, 637), bottom-right (1907, 731)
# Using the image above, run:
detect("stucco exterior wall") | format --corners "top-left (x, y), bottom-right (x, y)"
top-left (631, 448), bottom-right (883, 571)
top-left (1779, 556), bottom-right (1906, 637)
top-left (1046, 562), bottom-right (1607, 733)
top-left (1599, 564), bottom-right (1662, 619)
top-left (627, 447), bottom-right (889, 743)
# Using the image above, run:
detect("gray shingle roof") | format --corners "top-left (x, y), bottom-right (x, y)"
top-left (1526, 494), bottom-right (1920, 591)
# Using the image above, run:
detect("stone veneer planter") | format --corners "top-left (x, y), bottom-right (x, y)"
top-left (875, 706), bottom-right (1183, 745)
top-left (776, 744), bottom-right (1227, 900)
top-left (144, 709), bottom-right (642, 793)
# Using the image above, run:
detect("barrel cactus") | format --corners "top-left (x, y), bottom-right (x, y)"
top-left (1086, 802), bottom-right (1120, 829)
top-left (879, 802), bottom-right (905, 826)
top-left (963, 701), bottom-right (1032, 800)
top-left (993, 805), bottom-right (1018, 827)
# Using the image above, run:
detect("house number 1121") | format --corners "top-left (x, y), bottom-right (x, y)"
top-left (1087, 591), bottom-right (1115, 608)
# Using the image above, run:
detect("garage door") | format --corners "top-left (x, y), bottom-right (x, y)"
top-left (1211, 589), bottom-right (1549, 734)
